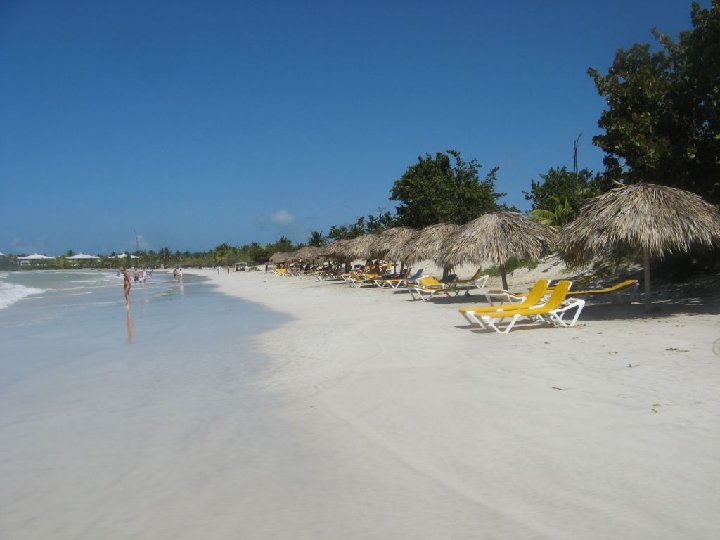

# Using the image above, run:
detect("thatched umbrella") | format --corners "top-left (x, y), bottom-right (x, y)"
top-left (371, 227), bottom-right (418, 262)
top-left (322, 239), bottom-right (351, 261)
top-left (442, 212), bottom-right (557, 290)
top-left (269, 251), bottom-right (293, 264)
top-left (560, 183), bottom-right (720, 312)
top-left (293, 245), bottom-right (321, 261)
top-left (343, 233), bottom-right (378, 261)
top-left (398, 223), bottom-right (460, 266)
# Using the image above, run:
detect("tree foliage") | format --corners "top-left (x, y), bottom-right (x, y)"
top-left (588, 0), bottom-right (720, 203)
top-left (327, 209), bottom-right (396, 240)
top-left (265, 236), bottom-right (294, 253)
top-left (389, 150), bottom-right (503, 228)
top-left (307, 231), bottom-right (325, 246)
top-left (524, 167), bottom-right (612, 226)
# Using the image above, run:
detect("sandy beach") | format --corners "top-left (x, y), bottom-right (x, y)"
top-left (1, 267), bottom-right (719, 539)
top-left (194, 265), bottom-right (720, 539)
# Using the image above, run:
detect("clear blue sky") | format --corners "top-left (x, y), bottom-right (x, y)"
top-left (0, 0), bottom-right (702, 255)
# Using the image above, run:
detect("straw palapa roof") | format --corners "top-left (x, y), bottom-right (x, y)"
top-left (560, 183), bottom-right (720, 266)
top-left (342, 234), bottom-right (378, 260)
top-left (293, 245), bottom-right (321, 261)
top-left (269, 251), bottom-right (293, 264)
top-left (442, 212), bottom-right (557, 289)
top-left (442, 212), bottom-right (557, 266)
top-left (374, 227), bottom-right (418, 261)
top-left (322, 239), bottom-right (354, 261)
top-left (398, 223), bottom-right (460, 265)
top-left (559, 183), bottom-right (720, 312)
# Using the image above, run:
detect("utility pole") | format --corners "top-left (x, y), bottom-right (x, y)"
top-left (573, 133), bottom-right (582, 174)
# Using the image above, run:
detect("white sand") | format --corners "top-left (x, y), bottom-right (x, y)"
top-left (195, 266), bottom-right (720, 539)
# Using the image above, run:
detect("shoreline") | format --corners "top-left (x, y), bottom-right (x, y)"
top-left (192, 267), bottom-right (720, 539)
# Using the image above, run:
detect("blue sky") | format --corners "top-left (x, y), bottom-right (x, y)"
top-left (0, 0), bottom-right (702, 255)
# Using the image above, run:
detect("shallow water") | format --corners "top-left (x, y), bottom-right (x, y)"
top-left (0, 270), bottom-right (298, 539)
top-left (0, 270), bottom-right (287, 388)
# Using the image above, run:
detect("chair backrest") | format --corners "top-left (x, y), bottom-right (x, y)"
top-left (534, 280), bottom-right (572, 310)
top-left (474, 274), bottom-right (490, 287)
top-left (523, 279), bottom-right (551, 306)
top-left (568, 278), bottom-right (638, 296)
top-left (469, 268), bottom-right (485, 281)
top-left (408, 268), bottom-right (423, 281)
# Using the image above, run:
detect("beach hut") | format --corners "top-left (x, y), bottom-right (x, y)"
top-left (442, 212), bottom-right (557, 290)
top-left (560, 183), bottom-right (720, 312)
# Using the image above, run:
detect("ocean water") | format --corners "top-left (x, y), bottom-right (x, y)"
top-left (0, 270), bottom-right (288, 389)
top-left (0, 270), bottom-right (304, 539)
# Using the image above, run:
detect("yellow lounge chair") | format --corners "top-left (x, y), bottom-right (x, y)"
top-left (459, 279), bottom-right (550, 325)
top-left (445, 270), bottom-right (490, 295)
top-left (476, 281), bottom-right (585, 333)
top-left (566, 279), bottom-right (639, 297)
top-left (374, 268), bottom-right (424, 289)
top-left (461, 269), bottom-right (489, 285)
top-left (346, 272), bottom-right (383, 288)
top-left (409, 276), bottom-right (455, 301)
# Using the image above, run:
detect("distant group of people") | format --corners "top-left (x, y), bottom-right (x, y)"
top-left (172, 266), bottom-right (183, 280)
top-left (134, 267), bottom-right (151, 283)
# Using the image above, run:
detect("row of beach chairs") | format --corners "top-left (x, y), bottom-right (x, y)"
top-left (272, 263), bottom-right (638, 334)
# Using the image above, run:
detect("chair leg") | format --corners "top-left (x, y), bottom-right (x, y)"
top-left (463, 311), bottom-right (486, 328)
top-left (481, 314), bottom-right (519, 334)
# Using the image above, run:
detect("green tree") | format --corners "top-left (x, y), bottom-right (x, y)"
top-left (266, 236), bottom-right (294, 254)
top-left (212, 243), bottom-right (232, 265)
top-left (365, 210), bottom-right (397, 233)
top-left (307, 231), bottom-right (325, 247)
top-left (158, 247), bottom-right (171, 267)
top-left (588, 1), bottom-right (720, 203)
top-left (389, 150), bottom-right (503, 228)
top-left (328, 220), bottom-right (363, 240)
top-left (524, 167), bottom-right (611, 226)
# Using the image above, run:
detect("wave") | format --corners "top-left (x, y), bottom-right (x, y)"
top-left (0, 281), bottom-right (45, 310)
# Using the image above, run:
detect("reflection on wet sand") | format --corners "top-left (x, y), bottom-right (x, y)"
top-left (126, 307), bottom-right (134, 344)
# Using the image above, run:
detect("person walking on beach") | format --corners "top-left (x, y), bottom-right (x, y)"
top-left (121, 267), bottom-right (131, 306)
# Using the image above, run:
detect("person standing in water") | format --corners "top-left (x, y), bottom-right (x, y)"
top-left (121, 266), bottom-right (131, 306)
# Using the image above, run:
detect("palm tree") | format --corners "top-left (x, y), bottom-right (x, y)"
top-left (308, 231), bottom-right (325, 247)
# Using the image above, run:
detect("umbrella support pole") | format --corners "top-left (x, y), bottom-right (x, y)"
top-left (499, 264), bottom-right (508, 291)
top-left (643, 247), bottom-right (652, 313)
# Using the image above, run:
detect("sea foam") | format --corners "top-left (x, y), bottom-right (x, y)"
top-left (0, 281), bottom-right (45, 310)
